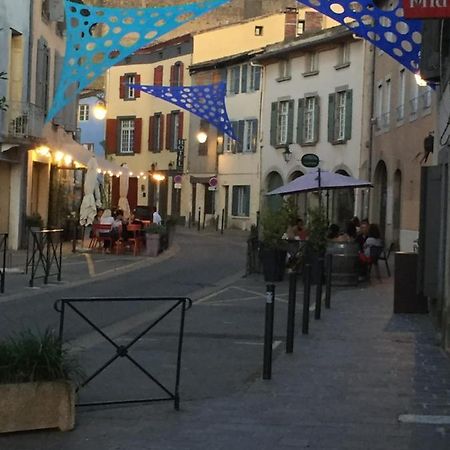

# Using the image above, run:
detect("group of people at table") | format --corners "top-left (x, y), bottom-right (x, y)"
top-left (285, 216), bottom-right (383, 266)
top-left (92, 206), bottom-right (162, 252)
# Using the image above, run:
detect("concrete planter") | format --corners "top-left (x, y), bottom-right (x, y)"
top-left (0, 381), bottom-right (75, 433)
top-left (145, 233), bottom-right (160, 257)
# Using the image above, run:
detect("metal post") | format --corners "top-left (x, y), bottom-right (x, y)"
top-left (202, 210), bottom-right (206, 230)
top-left (1, 234), bottom-right (7, 294)
top-left (315, 258), bottom-right (324, 320)
top-left (221, 208), bottom-right (225, 235)
top-left (263, 284), bottom-right (275, 380)
top-left (58, 234), bottom-right (63, 282)
top-left (302, 264), bottom-right (311, 335)
top-left (188, 212), bottom-right (192, 228)
top-left (72, 220), bottom-right (77, 253)
top-left (286, 271), bottom-right (297, 354)
top-left (197, 208), bottom-right (201, 232)
top-left (325, 253), bottom-right (333, 309)
top-left (174, 300), bottom-right (187, 411)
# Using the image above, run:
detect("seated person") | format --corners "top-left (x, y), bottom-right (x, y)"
top-left (359, 223), bottom-right (383, 265)
top-left (337, 221), bottom-right (357, 242)
top-left (296, 218), bottom-right (309, 241)
top-left (90, 208), bottom-right (104, 237)
top-left (327, 224), bottom-right (340, 241)
top-left (99, 209), bottom-right (114, 249)
top-left (355, 218), bottom-right (369, 251)
top-left (112, 209), bottom-right (126, 241)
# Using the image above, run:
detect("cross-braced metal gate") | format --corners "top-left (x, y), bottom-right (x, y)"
top-left (54, 297), bottom-right (192, 410)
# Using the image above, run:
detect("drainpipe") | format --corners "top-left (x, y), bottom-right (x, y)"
top-left (366, 43), bottom-right (376, 220)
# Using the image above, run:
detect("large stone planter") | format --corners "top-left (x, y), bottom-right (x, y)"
top-left (145, 233), bottom-right (160, 257)
top-left (0, 381), bottom-right (75, 433)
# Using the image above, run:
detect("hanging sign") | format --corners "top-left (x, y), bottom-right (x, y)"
top-left (301, 154), bottom-right (320, 168)
top-left (403, 0), bottom-right (450, 18)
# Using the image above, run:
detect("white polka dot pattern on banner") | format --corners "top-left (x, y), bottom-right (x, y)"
top-left (130, 83), bottom-right (237, 140)
top-left (46, 0), bottom-right (229, 123)
top-left (297, 0), bottom-right (423, 73)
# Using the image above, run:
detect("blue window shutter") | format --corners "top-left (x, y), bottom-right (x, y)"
top-left (241, 64), bottom-right (248, 93)
top-left (251, 119), bottom-right (258, 153)
top-left (232, 186), bottom-right (238, 215)
top-left (287, 99), bottom-right (295, 144)
top-left (313, 96), bottom-right (320, 144)
top-left (244, 186), bottom-right (250, 216)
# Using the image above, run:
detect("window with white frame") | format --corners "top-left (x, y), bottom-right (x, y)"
top-left (78, 104), bottom-right (89, 121)
top-left (120, 119), bottom-right (135, 154)
top-left (278, 59), bottom-right (291, 80)
top-left (337, 43), bottom-right (350, 66)
top-left (383, 78), bottom-right (391, 128)
top-left (410, 78), bottom-right (419, 118)
top-left (232, 185), bottom-right (250, 217)
top-left (277, 101), bottom-right (290, 145)
top-left (126, 74), bottom-right (136, 99)
top-left (304, 97), bottom-right (316, 143)
top-left (305, 52), bottom-right (318, 73)
top-left (229, 66), bottom-right (241, 94)
top-left (297, 20), bottom-right (305, 36)
top-left (243, 119), bottom-right (258, 153)
top-left (397, 69), bottom-right (406, 121)
top-left (335, 91), bottom-right (347, 141)
top-left (249, 65), bottom-right (262, 91)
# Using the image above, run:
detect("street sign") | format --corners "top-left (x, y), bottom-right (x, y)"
top-left (208, 186), bottom-right (217, 191)
top-left (174, 183), bottom-right (182, 190)
top-left (301, 154), bottom-right (320, 168)
top-left (403, 0), bottom-right (450, 18)
top-left (174, 175), bottom-right (182, 184)
top-left (209, 177), bottom-right (218, 188)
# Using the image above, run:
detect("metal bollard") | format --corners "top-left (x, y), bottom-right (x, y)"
top-left (203, 211), bottom-right (206, 230)
top-left (325, 253), bottom-right (333, 309)
top-left (286, 271), bottom-right (297, 354)
top-left (263, 284), bottom-right (275, 380)
top-left (315, 258), bottom-right (324, 320)
top-left (188, 212), bottom-right (192, 228)
top-left (197, 208), bottom-right (201, 232)
top-left (221, 209), bottom-right (225, 235)
top-left (302, 264), bottom-right (311, 335)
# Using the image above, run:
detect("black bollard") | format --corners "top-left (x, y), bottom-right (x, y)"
top-left (325, 253), bottom-right (333, 309)
top-left (286, 271), bottom-right (297, 354)
top-left (188, 212), bottom-right (192, 229)
top-left (263, 284), bottom-right (275, 380)
top-left (221, 209), bottom-right (225, 235)
top-left (315, 258), bottom-right (324, 320)
top-left (203, 211), bottom-right (206, 229)
top-left (197, 208), bottom-right (201, 232)
top-left (302, 264), bottom-right (311, 335)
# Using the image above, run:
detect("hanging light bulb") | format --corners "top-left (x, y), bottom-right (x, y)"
top-left (196, 131), bottom-right (208, 144)
top-left (54, 151), bottom-right (64, 163)
top-left (64, 154), bottom-right (73, 166)
top-left (415, 73), bottom-right (427, 87)
top-left (93, 99), bottom-right (107, 120)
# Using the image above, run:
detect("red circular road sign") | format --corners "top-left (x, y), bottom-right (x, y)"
top-left (209, 177), bottom-right (218, 187)
top-left (174, 175), bottom-right (182, 184)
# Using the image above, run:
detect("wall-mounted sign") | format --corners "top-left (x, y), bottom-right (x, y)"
top-left (174, 183), bottom-right (182, 190)
top-left (209, 177), bottom-right (218, 188)
top-left (301, 154), bottom-right (320, 168)
top-left (403, 0), bottom-right (450, 18)
top-left (174, 175), bottom-right (182, 184)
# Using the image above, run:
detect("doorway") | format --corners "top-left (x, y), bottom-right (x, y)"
top-left (373, 161), bottom-right (388, 238)
top-left (393, 169), bottom-right (402, 248)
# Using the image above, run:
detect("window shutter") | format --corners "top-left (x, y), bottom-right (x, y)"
top-left (287, 100), bottom-right (295, 144)
top-left (244, 186), bottom-right (250, 216)
top-left (313, 96), bottom-right (320, 144)
top-left (270, 102), bottom-right (278, 147)
top-left (178, 111), bottom-right (184, 139)
top-left (328, 93), bottom-right (336, 143)
top-left (251, 119), bottom-right (258, 153)
top-left (170, 65), bottom-right (176, 86)
top-left (241, 64), bottom-right (248, 93)
top-left (231, 121), bottom-right (238, 153)
top-left (232, 186), bottom-right (238, 216)
top-left (297, 98), bottom-right (305, 145)
top-left (154, 66), bottom-right (163, 86)
top-left (159, 114), bottom-right (165, 152)
top-left (253, 66), bottom-right (261, 91)
top-left (105, 119), bottom-right (118, 154)
top-left (134, 118), bottom-right (142, 153)
top-left (345, 89), bottom-right (353, 141)
top-left (166, 114), bottom-right (173, 150)
top-left (148, 115), bottom-right (155, 152)
top-left (134, 74), bottom-right (141, 98)
top-left (237, 120), bottom-right (245, 153)
top-left (178, 62), bottom-right (184, 86)
top-left (119, 75), bottom-right (126, 99)
top-left (35, 38), bottom-right (44, 110)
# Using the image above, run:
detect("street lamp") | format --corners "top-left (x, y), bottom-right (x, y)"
top-left (282, 145), bottom-right (292, 163)
top-left (197, 131), bottom-right (208, 144)
top-left (93, 99), bottom-right (107, 120)
top-left (414, 73), bottom-right (427, 87)
top-left (152, 173), bottom-right (166, 212)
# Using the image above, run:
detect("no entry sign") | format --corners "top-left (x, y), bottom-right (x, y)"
top-left (403, 0), bottom-right (450, 19)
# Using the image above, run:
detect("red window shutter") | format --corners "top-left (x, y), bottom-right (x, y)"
top-left (178, 63), bottom-right (184, 86)
top-left (154, 66), bottom-right (163, 86)
top-left (134, 118), bottom-right (142, 153)
top-left (148, 115), bottom-right (155, 152)
top-left (105, 119), bottom-right (118, 154)
top-left (134, 74), bottom-right (141, 98)
top-left (119, 76), bottom-right (126, 99)
top-left (159, 114), bottom-right (165, 151)
top-left (178, 112), bottom-right (184, 139)
top-left (170, 65), bottom-right (176, 87)
top-left (166, 114), bottom-right (172, 150)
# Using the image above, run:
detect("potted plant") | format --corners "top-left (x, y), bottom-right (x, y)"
top-left (0, 329), bottom-right (80, 433)
top-left (260, 205), bottom-right (290, 282)
top-left (144, 223), bottom-right (166, 257)
top-left (305, 207), bottom-right (329, 284)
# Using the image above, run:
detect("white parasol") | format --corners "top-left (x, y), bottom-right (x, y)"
top-left (118, 164), bottom-right (131, 220)
top-left (79, 157), bottom-right (101, 226)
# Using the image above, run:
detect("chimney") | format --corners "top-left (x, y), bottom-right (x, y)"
top-left (304, 11), bottom-right (324, 33)
top-left (284, 7), bottom-right (298, 41)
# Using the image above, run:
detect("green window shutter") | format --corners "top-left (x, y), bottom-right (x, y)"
top-left (53, 52), bottom-right (64, 125)
top-left (236, 120), bottom-right (245, 153)
top-left (313, 96), bottom-right (320, 144)
top-left (297, 98), bottom-right (305, 146)
top-left (231, 121), bottom-right (238, 153)
top-left (232, 186), bottom-right (238, 215)
top-left (345, 89), bottom-right (353, 141)
top-left (287, 99), bottom-right (295, 144)
top-left (251, 119), bottom-right (258, 153)
top-left (328, 93), bottom-right (336, 144)
top-left (270, 102), bottom-right (278, 147)
top-left (241, 64), bottom-right (248, 93)
top-left (244, 186), bottom-right (250, 216)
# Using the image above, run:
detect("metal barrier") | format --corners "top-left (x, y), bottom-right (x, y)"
top-left (0, 233), bottom-right (7, 294)
top-left (54, 296), bottom-right (192, 410)
top-left (28, 229), bottom-right (63, 287)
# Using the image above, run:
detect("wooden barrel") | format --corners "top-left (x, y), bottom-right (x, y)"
top-left (326, 241), bottom-right (359, 286)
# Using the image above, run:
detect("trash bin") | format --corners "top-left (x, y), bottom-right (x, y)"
top-left (394, 252), bottom-right (428, 314)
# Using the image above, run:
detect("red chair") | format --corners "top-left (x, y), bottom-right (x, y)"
top-left (116, 223), bottom-right (144, 256)
top-left (89, 224), bottom-right (113, 251)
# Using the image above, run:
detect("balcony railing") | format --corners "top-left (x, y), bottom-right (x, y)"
top-left (0, 102), bottom-right (45, 140)
top-left (396, 104), bottom-right (405, 122)
top-left (380, 111), bottom-right (391, 130)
